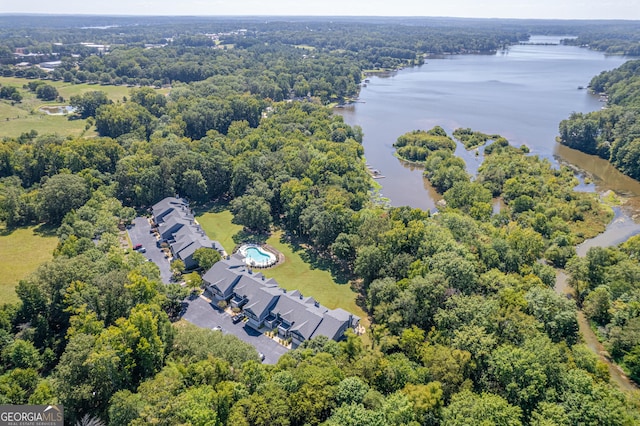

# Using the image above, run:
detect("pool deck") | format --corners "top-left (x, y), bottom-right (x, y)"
top-left (236, 243), bottom-right (284, 269)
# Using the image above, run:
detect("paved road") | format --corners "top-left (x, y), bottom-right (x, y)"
top-left (182, 296), bottom-right (290, 365)
top-left (128, 216), bottom-right (289, 363)
top-left (128, 217), bottom-right (172, 284)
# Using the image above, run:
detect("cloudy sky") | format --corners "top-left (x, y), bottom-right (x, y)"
top-left (2, 0), bottom-right (640, 20)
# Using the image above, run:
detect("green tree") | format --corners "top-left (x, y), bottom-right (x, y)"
top-left (402, 382), bottom-right (443, 426)
top-left (95, 102), bottom-right (155, 139)
top-left (170, 259), bottom-right (185, 281)
top-left (622, 345), bottom-right (640, 383)
top-left (524, 286), bottom-right (579, 344)
top-left (336, 376), bottom-right (369, 406)
top-left (35, 84), bottom-right (58, 101)
top-left (129, 86), bottom-right (167, 117)
top-left (193, 247), bottom-right (221, 271)
top-left (179, 169), bottom-right (208, 203)
top-left (583, 286), bottom-right (612, 325)
top-left (324, 403), bottom-right (387, 426)
top-left (2, 340), bottom-right (43, 371)
top-left (70, 91), bottom-right (110, 118)
top-left (487, 344), bottom-right (549, 414)
top-left (354, 245), bottom-right (385, 285)
top-left (38, 173), bottom-right (90, 225)
top-left (443, 180), bottom-right (492, 215)
top-left (230, 194), bottom-right (272, 232)
top-left (443, 390), bottom-right (522, 426)
top-left (421, 344), bottom-right (472, 399)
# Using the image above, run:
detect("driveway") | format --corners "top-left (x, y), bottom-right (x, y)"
top-left (182, 296), bottom-right (290, 364)
top-left (128, 217), bottom-right (172, 284)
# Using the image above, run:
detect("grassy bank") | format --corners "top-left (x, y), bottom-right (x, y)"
top-left (0, 225), bottom-right (57, 304)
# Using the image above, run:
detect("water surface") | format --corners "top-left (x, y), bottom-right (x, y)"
top-left (339, 40), bottom-right (630, 211)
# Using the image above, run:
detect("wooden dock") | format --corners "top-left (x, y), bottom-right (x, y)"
top-left (366, 163), bottom-right (385, 179)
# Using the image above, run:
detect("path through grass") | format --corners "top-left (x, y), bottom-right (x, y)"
top-left (0, 225), bottom-right (57, 303)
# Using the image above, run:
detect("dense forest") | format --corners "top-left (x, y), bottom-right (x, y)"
top-left (567, 236), bottom-right (640, 384)
top-left (558, 59), bottom-right (640, 179)
top-left (1, 15), bottom-right (640, 425)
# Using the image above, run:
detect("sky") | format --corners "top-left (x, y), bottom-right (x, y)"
top-left (2, 0), bottom-right (640, 20)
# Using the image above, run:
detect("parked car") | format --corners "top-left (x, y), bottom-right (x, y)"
top-left (232, 313), bottom-right (245, 324)
top-left (133, 244), bottom-right (143, 250)
top-left (258, 352), bottom-right (265, 362)
top-left (212, 326), bottom-right (223, 332)
top-left (139, 247), bottom-right (146, 253)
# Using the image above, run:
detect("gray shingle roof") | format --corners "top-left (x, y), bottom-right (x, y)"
top-left (311, 312), bottom-right (348, 341)
top-left (151, 197), bottom-right (224, 266)
top-left (242, 285), bottom-right (280, 320)
top-left (158, 215), bottom-right (189, 240)
top-left (152, 197), bottom-right (189, 223)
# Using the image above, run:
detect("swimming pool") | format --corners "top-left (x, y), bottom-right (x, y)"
top-left (238, 244), bottom-right (277, 267)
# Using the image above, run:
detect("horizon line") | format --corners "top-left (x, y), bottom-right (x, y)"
top-left (0, 13), bottom-right (639, 22)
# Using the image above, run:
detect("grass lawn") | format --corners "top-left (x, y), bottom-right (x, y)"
top-left (0, 225), bottom-right (58, 304)
top-left (0, 109), bottom-right (90, 138)
top-left (262, 231), bottom-right (369, 327)
top-left (196, 207), bottom-right (369, 330)
top-left (0, 77), bottom-right (169, 139)
top-left (195, 209), bottom-right (244, 254)
top-left (0, 77), bottom-right (164, 101)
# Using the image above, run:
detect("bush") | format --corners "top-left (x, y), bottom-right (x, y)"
top-left (35, 84), bottom-right (59, 101)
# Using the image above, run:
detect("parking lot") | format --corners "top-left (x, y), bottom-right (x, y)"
top-left (128, 216), bottom-right (288, 363)
top-left (128, 217), bottom-right (172, 283)
top-left (182, 296), bottom-right (290, 364)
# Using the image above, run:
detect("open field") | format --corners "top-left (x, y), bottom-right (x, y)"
top-left (196, 209), bottom-right (244, 254)
top-left (0, 225), bottom-right (58, 304)
top-left (196, 208), bottom-right (369, 328)
top-left (0, 76), bottom-right (151, 101)
top-left (0, 77), bottom-right (168, 138)
top-left (0, 106), bottom-right (91, 138)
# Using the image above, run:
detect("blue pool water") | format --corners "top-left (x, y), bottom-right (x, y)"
top-left (245, 247), bottom-right (273, 264)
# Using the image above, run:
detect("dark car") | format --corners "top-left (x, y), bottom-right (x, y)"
top-left (232, 313), bottom-right (245, 324)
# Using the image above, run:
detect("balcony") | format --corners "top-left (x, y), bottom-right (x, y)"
top-left (230, 295), bottom-right (246, 309)
top-left (265, 314), bottom-right (280, 329)
top-left (277, 321), bottom-right (291, 338)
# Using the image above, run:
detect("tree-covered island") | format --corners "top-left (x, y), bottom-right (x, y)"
top-left (0, 15), bottom-right (639, 425)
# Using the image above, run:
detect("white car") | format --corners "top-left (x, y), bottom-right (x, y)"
top-left (212, 326), bottom-right (223, 332)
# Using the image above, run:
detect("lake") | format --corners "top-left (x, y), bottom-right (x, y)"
top-left (339, 36), bottom-right (640, 390)
top-left (338, 37), bottom-right (632, 211)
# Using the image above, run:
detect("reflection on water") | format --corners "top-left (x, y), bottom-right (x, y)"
top-left (397, 159), bottom-right (442, 207)
top-left (555, 144), bottom-right (640, 215)
top-left (577, 207), bottom-right (640, 256)
top-left (338, 40), bottom-right (640, 246)
top-left (39, 105), bottom-right (75, 115)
